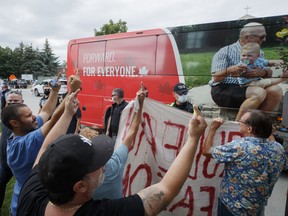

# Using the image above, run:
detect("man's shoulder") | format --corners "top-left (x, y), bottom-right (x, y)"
top-left (216, 41), bottom-right (240, 53)
top-left (80, 194), bottom-right (144, 215)
top-left (185, 101), bottom-right (194, 113)
top-left (120, 100), bottom-right (128, 107)
top-left (17, 166), bottom-right (47, 216)
top-left (9, 129), bottom-right (43, 147)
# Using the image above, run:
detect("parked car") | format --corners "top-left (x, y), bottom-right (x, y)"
top-left (32, 79), bottom-right (67, 96)
top-left (18, 79), bottom-right (28, 88)
top-left (8, 80), bottom-right (20, 89)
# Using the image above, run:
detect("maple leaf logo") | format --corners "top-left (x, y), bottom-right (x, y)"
top-left (139, 66), bottom-right (149, 76)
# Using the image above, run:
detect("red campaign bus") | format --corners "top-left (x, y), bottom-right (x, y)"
top-left (66, 14), bottom-right (288, 130)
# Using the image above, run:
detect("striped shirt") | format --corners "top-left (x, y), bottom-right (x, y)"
top-left (209, 41), bottom-right (264, 86)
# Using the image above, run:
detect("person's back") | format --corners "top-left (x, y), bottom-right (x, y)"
top-left (202, 110), bottom-right (286, 215)
top-left (66, 108), bottom-right (82, 134)
top-left (219, 136), bottom-right (284, 214)
top-left (80, 90), bottom-right (145, 200)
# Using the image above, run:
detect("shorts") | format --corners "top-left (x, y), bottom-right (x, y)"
top-left (211, 84), bottom-right (247, 108)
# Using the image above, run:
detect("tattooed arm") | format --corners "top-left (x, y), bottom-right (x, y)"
top-left (137, 107), bottom-right (207, 215)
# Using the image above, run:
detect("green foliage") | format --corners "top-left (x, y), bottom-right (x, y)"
top-left (94, 19), bottom-right (128, 36)
top-left (0, 178), bottom-right (15, 215)
top-left (0, 39), bottom-right (60, 80)
top-left (279, 46), bottom-right (288, 70)
top-left (275, 20), bottom-right (288, 71)
top-left (181, 51), bottom-right (214, 88)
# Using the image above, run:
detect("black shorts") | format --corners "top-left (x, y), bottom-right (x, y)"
top-left (211, 84), bottom-right (247, 108)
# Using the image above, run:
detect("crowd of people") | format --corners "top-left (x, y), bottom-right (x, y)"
top-left (0, 21), bottom-right (287, 216)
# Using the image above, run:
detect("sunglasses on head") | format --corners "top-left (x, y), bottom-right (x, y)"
top-left (7, 90), bottom-right (22, 96)
top-left (177, 91), bottom-right (188, 96)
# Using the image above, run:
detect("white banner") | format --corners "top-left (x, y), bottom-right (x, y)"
top-left (115, 98), bottom-right (241, 216)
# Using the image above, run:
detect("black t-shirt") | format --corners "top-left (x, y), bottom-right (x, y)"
top-left (0, 123), bottom-right (12, 164)
top-left (67, 108), bottom-right (82, 134)
top-left (172, 100), bottom-right (194, 113)
top-left (17, 165), bottom-right (145, 216)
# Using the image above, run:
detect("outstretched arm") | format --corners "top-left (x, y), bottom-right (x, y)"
top-left (122, 83), bottom-right (147, 149)
top-left (202, 117), bottom-right (224, 158)
top-left (34, 90), bottom-right (80, 167)
top-left (38, 72), bottom-right (61, 122)
top-left (39, 72), bottom-right (82, 138)
top-left (137, 107), bottom-right (207, 215)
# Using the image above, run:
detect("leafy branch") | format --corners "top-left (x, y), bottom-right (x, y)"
top-left (276, 16), bottom-right (288, 71)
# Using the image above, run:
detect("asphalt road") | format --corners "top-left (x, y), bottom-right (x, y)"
top-left (15, 88), bottom-right (288, 215)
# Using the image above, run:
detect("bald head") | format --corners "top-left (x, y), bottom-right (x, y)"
top-left (239, 22), bottom-right (267, 46)
top-left (240, 22), bottom-right (265, 37)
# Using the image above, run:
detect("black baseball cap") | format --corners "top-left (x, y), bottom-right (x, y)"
top-left (38, 134), bottom-right (114, 193)
top-left (173, 83), bottom-right (188, 95)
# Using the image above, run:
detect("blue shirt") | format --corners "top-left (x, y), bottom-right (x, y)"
top-left (7, 116), bottom-right (44, 216)
top-left (211, 136), bottom-right (286, 216)
top-left (93, 143), bottom-right (128, 199)
top-left (209, 41), bottom-right (264, 86)
top-left (237, 57), bottom-right (269, 85)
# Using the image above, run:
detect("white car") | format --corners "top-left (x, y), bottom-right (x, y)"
top-left (32, 79), bottom-right (67, 96)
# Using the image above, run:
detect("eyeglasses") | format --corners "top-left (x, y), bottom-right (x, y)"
top-left (250, 34), bottom-right (266, 40)
top-left (238, 120), bottom-right (249, 126)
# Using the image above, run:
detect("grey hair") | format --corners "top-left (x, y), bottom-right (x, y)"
top-left (239, 22), bottom-right (265, 38)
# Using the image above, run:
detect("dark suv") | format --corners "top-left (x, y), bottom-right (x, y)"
top-left (8, 80), bottom-right (19, 89)
top-left (18, 79), bottom-right (28, 88)
top-left (8, 79), bottom-right (28, 89)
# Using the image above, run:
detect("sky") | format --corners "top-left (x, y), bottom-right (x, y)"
top-left (0, 0), bottom-right (287, 62)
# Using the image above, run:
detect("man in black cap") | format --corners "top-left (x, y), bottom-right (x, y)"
top-left (17, 85), bottom-right (207, 216)
top-left (170, 82), bottom-right (194, 113)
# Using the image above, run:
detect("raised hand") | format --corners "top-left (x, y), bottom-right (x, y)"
top-left (65, 89), bottom-right (80, 115)
top-left (68, 68), bottom-right (82, 92)
top-left (136, 82), bottom-right (147, 106)
top-left (188, 105), bottom-right (207, 139)
top-left (50, 71), bottom-right (62, 92)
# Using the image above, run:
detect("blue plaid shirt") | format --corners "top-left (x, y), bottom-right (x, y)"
top-left (209, 41), bottom-right (264, 86)
top-left (211, 136), bottom-right (286, 216)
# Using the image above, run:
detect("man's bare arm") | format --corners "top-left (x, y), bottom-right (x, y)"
top-left (34, 91), bottom-right (80, 167)
top-left (202, 117), bottom-right (224, 158)
top-left (137, 107), bottom-right (207, 215)
top-left (122, 84), bottom-right (146, 149)
top-left (212, 65), bottom-right (247, 82)
top-left (38, 73), bottom-right (61, 122)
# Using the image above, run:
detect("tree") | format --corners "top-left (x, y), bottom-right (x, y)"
top-left (39, 38), bottom-right (60, 77)
top-left (94, 19), bottom-right (128, 36)
top-left (0, 46), bottom-right (14, 79)
top-left (0, 39), bottom-right (60, 79)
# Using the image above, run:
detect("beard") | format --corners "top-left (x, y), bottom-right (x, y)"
top-left (20, 121), bottom-right (38, 133)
